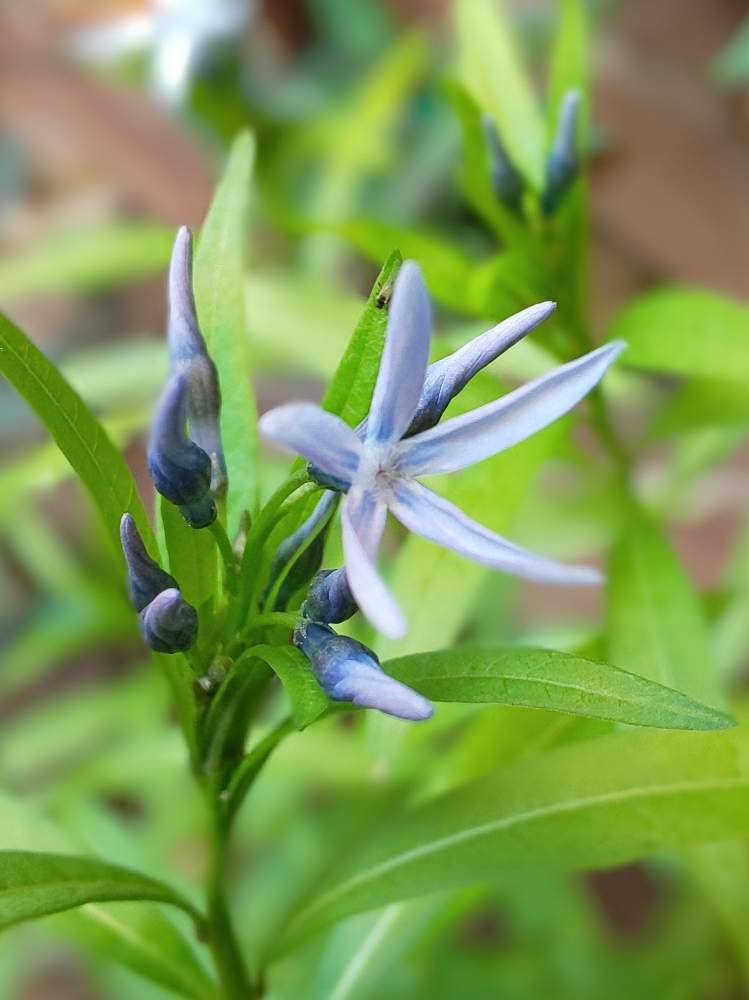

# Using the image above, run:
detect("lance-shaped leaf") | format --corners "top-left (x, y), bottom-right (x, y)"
top-left (279, 727), bottom-right (749, 945)
top-left (0, 851), bottom-right (202, 933)
top-left (384, 647), bottom-right (733, 730)
top-left (0, 311), bottom-right (153, 555)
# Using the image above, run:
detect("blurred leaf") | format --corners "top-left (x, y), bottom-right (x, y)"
top-left (652, 377), bottom-right (749, 436)
top-left (713, 14), bottom-right (749, 88)
top-left (194, 130), bottom-right (258, 531)
top-left (253, 645), bottom-right (328, 730)
top-left (607, 506), bottom-right (719, 705)
top-left (0, 852), bottom-right (200, 932)
top-left (322, 251), bottom-right (401, 426)
top-left (609, 288), bottom-right (749, 383)
top-left (157, 495), bottom-right (217, 613)
top-left (548, 0), bottom-right (589, 133)
top-left (281, 727), bottom-right (749, 944)
top-left (385, 647), bottom-right (733, 730)
top-left (54, 904), bottom-right (218, 1000)
top-left (329, 219), bottom-right (477, 312)
top-left (0, 223), bottom-right (172, 300)
top-left (454, 0), bottom-right (545, 188)
top-left (686, 842), bottom-right (749, 983)
top-left (0, 311), bottom-right (154, 555)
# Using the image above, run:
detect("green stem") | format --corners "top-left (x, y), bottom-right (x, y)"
top-left (232, 471), bottom-right (311, 630)
top-left (224, 718), bottom-right (294, 824)
top-left (210, 520), bottom-right (238, 593)
top-left (204, 797), bottom-right (257, 999)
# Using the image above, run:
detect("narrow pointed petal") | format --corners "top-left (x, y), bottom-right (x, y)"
top-left (120, 513), bottom-right (177, 611)
top-left (259, 404), bottom-right (363, 488)
top-left (389, 479), bottom-right (602, 586)
top-left (407, 302), bottom-right (557, 435)
top-left (294, 621), bottom-right (432, 721)
top-left (341, 489), bottom-right (406, 640)
top-left (366, 260), bottom-right (432, 445)
top-left (167, 226), bottom-right (226, 495)
top-left (398, 341), bottom-right (625, 477)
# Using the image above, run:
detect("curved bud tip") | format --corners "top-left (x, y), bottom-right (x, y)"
top-left (168, 226), bottom-right (204, 363)
top-left (294, 621), bottom-right (433, 722)
top-left (302, 568), bottom-right (358, 625)
top-left (119, 513), bottom-right (177, 611)
top-left (139, 587), bottom-right (198, 654)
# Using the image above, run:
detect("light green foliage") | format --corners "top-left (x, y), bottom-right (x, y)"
top-left (611, 287), bottom-right (749, 382)
top-left (252, 646), bottom-right (328, 730)
top-left (385, 646), bottom-right (732, 730)
top-left (194, 131), bottom-right (258, 530)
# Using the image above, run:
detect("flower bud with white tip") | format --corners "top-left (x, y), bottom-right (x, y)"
top-left (139, 587), bottom-right (198, 654)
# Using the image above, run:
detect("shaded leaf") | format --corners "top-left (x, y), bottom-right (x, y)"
top-left (253, 645), bottom-right (328, 730)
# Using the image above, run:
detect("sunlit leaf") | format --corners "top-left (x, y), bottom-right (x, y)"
top-left (253, 645), bottom-right (328, 730)
top-left (385, 646), bottom-right (733, 730)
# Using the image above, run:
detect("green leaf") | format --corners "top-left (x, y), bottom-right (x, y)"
top-left (454, 0), bottom-right (545, 188)
top-left (0, 222), bottom-right (173, 300)
top-left (607, 506), bottom-right (719, 705)
top-left (193, 130), bottom-right (258, 532)
top-left (253, 645), bottom-right (328, 730)
top-left (0, 852), bottom-right (201, 933)
top-left (385, 647), bottom-right (733, 731)
top-left (54, 904), bottom-right (217, 1000)
top-left (281, 727), bottom-right (749, 943)
top-left (157, 495), bottom-right (217, 612)
top-left (652, 377), bottom-right (749, 437)
top-left (547, 0), bottom-right (589, 133)
top-left (0, 311), bottom-right (153, 555)
top-left (321, 251), bottom-right (401, 426)
top-left (609, 287), bottom-right (749, 383)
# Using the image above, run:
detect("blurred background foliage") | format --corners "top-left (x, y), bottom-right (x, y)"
top-left (5, 1), bottom-right (749, 997)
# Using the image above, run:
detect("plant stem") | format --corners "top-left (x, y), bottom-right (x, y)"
top-left (210, 520), bottom-right (238, 593)
top-left (204, 796), bottom-right (257, 999)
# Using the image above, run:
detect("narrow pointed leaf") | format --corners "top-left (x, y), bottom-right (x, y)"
top-left (193, 130), bottom-right (258, 530)
top-left (281, 728), bottom-right (749, 944)
top-left (385, 647), bottom-right (733, 730)
top-left (253, 645), bottom-right (328, 730)
top-left (0, 851), bottom-right (202, 932)
top-left (0, 311), bottom-right (153, 556)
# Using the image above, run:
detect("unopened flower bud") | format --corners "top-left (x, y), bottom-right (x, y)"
top-left (294, 620), bottom-right (433, 721)
top-left (167, 226), bottom-right (227, 497)
top-left (542, 89), bottom-right (581, 215)
top-left (120, 513), bottom-right (177, 611)
top-left (147, 374), bottom-right (216, 528)
top-left (139, 587), bottom-right (198, 653)
top-left (481, 113), bottom-right (524, 215)
top-left (301, 568), bottom-right (358, 625)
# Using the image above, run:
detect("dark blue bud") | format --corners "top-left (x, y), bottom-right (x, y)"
top-left (167, 227), bottom-right (227, 498)
top-left (301, 568), bottom-right (358, 625)
top-left (307, 463), bottom-right (350, 493)
top-left (481, 113), bottom-right (524, 215)
top-left (542, 90), bottom-right (581, 216)
top-left (294, 621), bottom-right (433, 722)
top-left (147, 374), bottom-right (217, 528)
top-left (139, 587), bottom-right (198, 654)
top-left (120, 513), bottom-right (177, 612)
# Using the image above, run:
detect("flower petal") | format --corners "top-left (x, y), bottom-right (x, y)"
top-left (407, 301), bottom-right (557, 435)
top-left (398, 341), bottom-right (625, 476)
top-left (341, 489), bottom-right (406, 640)
top-left (332, 663), bottom-right (434, 721)
top-left (259, 403), bottom-right (363, 486)
top-left (389, 479), bottom-right (602, 586)
top-left (366, 260), bottom-right (432, 445)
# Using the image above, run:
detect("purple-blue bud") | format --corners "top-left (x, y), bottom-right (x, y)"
top-left (294, 620), bottom-right (433, 722)
top-left (481, 113), bottom-right (524, 215)
top-left (301, 568), bottom-right (358, 625)
top-left (542, 90), bottom-right (581, 216)
top-left (139, 587), bottom-right (198, 654)
top-left (167, 226), bottom-right (227, 497)
top-left (147, 374), bottom-right (217, 528)
top-left (120, 513), bottom-right (177, 612)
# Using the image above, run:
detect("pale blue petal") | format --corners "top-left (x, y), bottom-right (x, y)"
top-left (366, 260), bottom-right (432, 445)
top-left (332, 662), bottom-right (434, 721)
top-left (398, 341), bottom-right (625, 476)
top-left (342, 488), bottom-right (406, 640)
top-left (389, 479), bottom-right (602, 586)
top-left (407, 301), bottom-right (557, 434)
top-left (259, 403), bottom-right (362, 486)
